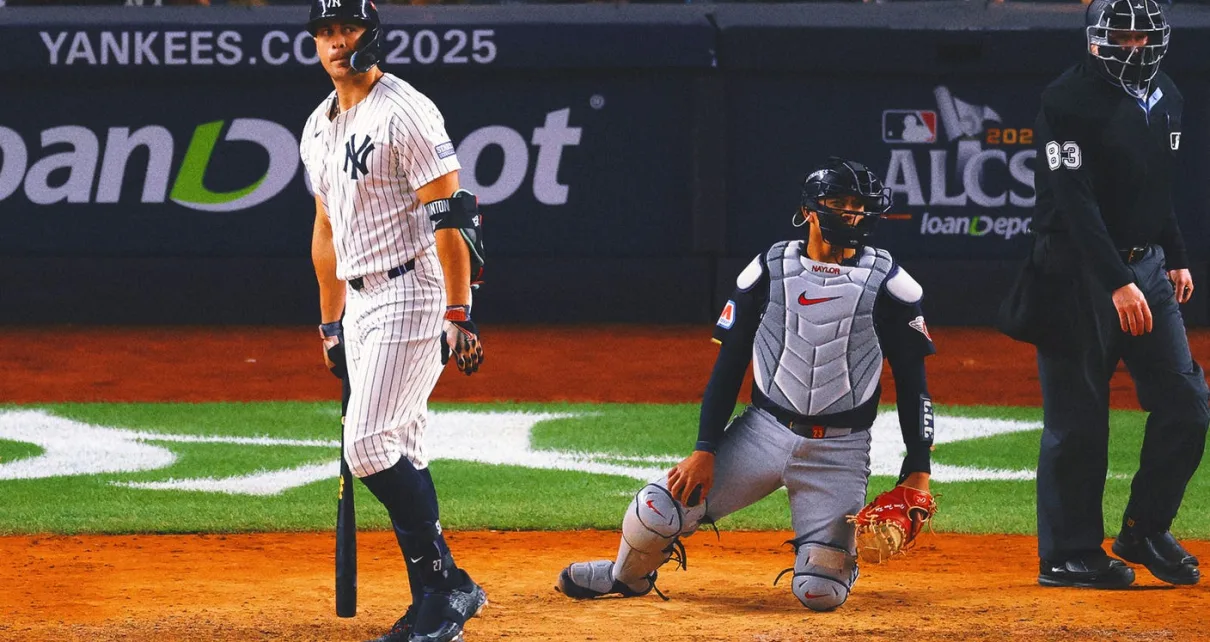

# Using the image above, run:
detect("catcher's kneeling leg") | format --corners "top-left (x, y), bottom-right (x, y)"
top-left (558, 482), bottom-right (705, 599)
top-left (776, 541), bottom-right (859, 612)
top-left (615, 483), bottom-right (706, 584)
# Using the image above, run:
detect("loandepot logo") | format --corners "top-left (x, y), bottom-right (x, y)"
top-left (920, 212), bottom-right (1032, 240)
top-left (0, 408), bottom-right (1055, 496)
top-left (0, 119), bottom-right (298, 212)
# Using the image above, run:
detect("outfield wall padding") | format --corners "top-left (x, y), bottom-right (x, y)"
top-left (1, 5), bottom-right (1207, 325)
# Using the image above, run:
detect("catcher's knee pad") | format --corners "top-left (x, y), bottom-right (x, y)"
top-left (613, 483), bottom-right (705, 588)
top-left (781, 542), bottom-right (858, 612)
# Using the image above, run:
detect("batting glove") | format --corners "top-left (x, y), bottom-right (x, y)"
top-left (320, 320), bottom-right (347, 380)
top-left (442, 306), bottom-right (484, 375)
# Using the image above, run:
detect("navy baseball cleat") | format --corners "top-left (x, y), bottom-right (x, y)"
top-left (1113, 528), bottom-right (1200, 586)
top-left (407, 571), bottom-right (488, 642)
top-left (1038, 553), bottom-right (1135, 589)
top-left (556, 561), bottom-right (660, 599)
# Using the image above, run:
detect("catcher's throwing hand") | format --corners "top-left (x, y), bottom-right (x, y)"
top-left (441, 306), bottom-right (484, 375)
top-left (667, 451), bottom-right (715, 507)
top-left (849, 480), bottom-right (937, 564)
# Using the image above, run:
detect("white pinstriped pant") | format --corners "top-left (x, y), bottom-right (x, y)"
top-left (343, 246), bottom-right (446, 477)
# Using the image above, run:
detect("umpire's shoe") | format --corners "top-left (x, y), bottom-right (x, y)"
top-left (556, 560), bottom-right (657, 599)
top-left (1038, 553), bottom-right (1135, 589)
top-left (408, 571), bottom-right (488, 642)
top-left (1113, 526), bottom-right (1200, 586)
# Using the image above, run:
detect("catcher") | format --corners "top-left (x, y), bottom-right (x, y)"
top-left (556, 158), bottom-right (937, 611)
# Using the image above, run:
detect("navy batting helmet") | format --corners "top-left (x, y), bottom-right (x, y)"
top-left (1086, 0), bottom-right (1170, 99)
top-left (307, 0), bottom-right (384, 74)
top-left (795, 158), bottom-right (892, 249)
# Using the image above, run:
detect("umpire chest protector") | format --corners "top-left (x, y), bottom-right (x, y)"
top-left (754, 241), bottom-right (893, 417)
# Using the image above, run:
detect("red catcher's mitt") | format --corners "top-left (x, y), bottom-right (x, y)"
top-left (848, 485), bottom-right (937, 564)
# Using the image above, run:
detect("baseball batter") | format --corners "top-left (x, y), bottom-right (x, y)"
top-left (557, 159), bottom-right (937, 610)
top-left (302, 2), bottom-right (487, 641)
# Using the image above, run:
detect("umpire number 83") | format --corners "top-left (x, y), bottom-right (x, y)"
top-left (1044, 140), bottom-right (1082, 171)
top-left (385, 29), bottom-right (497, 65)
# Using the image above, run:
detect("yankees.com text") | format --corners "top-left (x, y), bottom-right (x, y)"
top-left (39, 29), bottom-right (498, 67)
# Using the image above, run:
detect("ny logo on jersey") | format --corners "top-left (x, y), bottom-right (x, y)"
top-left (344, 134), bottom-right (375, 180)
top-left (320, 0), bottom-right (342, 9)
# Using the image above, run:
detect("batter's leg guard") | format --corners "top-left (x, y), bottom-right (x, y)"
top-left (775, 540), bottom-right (859, 612)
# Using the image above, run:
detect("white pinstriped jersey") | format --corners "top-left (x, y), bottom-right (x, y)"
top-left (300, 73), bottom-right (461, 281)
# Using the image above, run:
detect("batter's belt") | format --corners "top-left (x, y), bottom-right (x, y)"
top-left (348, 259), bottom-right (416, 292)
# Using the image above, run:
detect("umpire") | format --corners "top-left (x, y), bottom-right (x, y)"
top-left (1017, 0), bottom-right (1209, 589)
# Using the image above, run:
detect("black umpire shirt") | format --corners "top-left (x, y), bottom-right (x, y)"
top-left (1033, 58), bottom-right (1189, 293)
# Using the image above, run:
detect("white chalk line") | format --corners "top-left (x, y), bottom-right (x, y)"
top-left (0, 408), bottom-right (1091, 497)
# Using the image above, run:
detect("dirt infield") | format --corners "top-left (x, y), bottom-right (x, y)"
top-left (3, 531), bottom-right (1208, 642)
top-left (3, 326), bottom-right (1210, 641)
top-left (7, 326), bottom-right (1209, 407)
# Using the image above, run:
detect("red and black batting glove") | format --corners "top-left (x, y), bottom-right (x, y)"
top-left (320, 321), bottom-right (347, 380)
top-left (442, 305), bottom-right (484, 375)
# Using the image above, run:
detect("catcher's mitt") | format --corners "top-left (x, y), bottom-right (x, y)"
top-left (848, 485), bottom-right (937, 564)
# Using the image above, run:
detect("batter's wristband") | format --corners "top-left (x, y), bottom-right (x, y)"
top-left (445, 305), bottom-right (471, 322)
top-left (693, 441), bottom-right (718, 455)
top-left (319, 321), bottom-right (343, 338)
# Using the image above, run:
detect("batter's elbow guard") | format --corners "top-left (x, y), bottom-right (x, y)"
top-left (425, 190), bottom-right (486, 286)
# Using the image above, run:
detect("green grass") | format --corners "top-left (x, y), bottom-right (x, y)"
top-left (530, 403), bottom-right (705, 456)
top-left (0, 402), bottom-right (1206, 538)
top-left (0, 439), bottom-right (43, 464)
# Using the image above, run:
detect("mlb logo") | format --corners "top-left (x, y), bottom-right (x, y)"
top-left (883, 110), bottom-right (937, 144)
top-left (716, 300), bottom-right (736, 330)
top-left (1171, 132), bottom-right (1181, 151)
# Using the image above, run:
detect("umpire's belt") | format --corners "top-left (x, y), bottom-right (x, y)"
top-left (1118, 245), bottom-right (1152, 265)
top-left (761, 406), bottom-right (869, 439)
top-left (348, 259), bottom-right (416, 292)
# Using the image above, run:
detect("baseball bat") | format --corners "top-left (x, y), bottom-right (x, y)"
top-left (336, 375), bottom-right (357, 618)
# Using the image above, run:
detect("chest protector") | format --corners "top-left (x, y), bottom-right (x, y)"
top-left (754, 241), bottom-right (894, 417)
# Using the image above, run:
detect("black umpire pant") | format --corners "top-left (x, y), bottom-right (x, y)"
top-left (1034, 237), bottom-right (1210, 562)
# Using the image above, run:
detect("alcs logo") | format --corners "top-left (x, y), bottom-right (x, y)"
top-left (0, 119), bottom-right (297, 211)
top-left (882, 86), bottom-right (1036, 210)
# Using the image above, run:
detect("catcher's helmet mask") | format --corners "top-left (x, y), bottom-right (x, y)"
top-left (307, 0), bottom-right (383, 74)
top-left (1085, 0), bottom-right (1170, 99)
top-left (795, 158), bottom-right (893, 249)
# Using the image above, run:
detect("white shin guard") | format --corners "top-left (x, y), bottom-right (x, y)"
top-left (781, 542), bottom-right (858, 612)
top-left (613, 483), bottom-right (705, 589)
